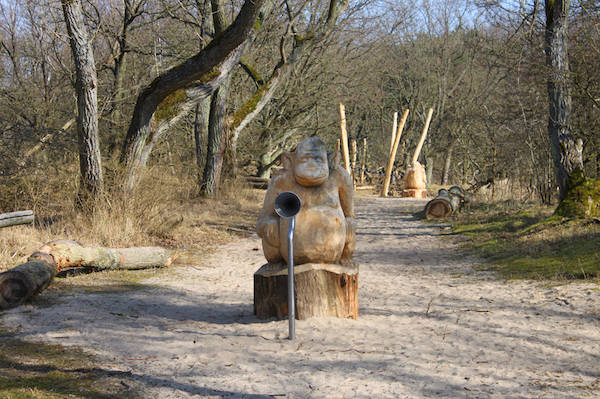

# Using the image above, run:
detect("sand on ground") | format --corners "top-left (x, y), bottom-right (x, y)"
top-left (2, 196), bottom-right (599, 398)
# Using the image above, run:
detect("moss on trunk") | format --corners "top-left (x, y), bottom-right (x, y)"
top-left (554, 168), bottom-right (600, 218)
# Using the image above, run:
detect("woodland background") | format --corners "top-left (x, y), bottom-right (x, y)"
top-left (0, 0), bottom-right (599, 243)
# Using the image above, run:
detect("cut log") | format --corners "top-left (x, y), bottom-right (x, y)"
top-left (0, 255), bottom-right (57, 310)
top-left (244, 175), bottom-right (270, 189)
top-left (0, 211), bottom-right (34, 229)
top-left (0, 240), bottom-right (173, 310)
top-left (254, 263), bottom-right (358, 320)
top-left (424, 188), bottom-right (462, 219)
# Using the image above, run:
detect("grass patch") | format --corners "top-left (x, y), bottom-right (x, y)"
top-left (451, 201), bottom-right (600, 280)
top-left (0, 328), bottom-right (139, 399)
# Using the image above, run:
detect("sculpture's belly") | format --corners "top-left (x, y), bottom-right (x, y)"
top-left (280, 206), bottom-right (346, 264)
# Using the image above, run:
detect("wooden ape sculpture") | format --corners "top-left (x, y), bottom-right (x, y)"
top-left (256, 137), bottom-right (356, 265)
top-left (254, 137), bottom-right (358, 320)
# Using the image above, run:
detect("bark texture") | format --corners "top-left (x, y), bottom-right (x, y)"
top-left (545, 0), bottom-right (583, 200)
top-left (201, 78), bottom-right (230, 197)
top-left (254, 263), bottom-right (358, 320)
top-left (61, 0), bottom-right (103, 202)
top-left (194, 98), bottom-right (210, 183)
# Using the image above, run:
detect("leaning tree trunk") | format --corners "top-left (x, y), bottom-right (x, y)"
top-left (119, 0), bottom-right (266, 190)
top-left (0, 240), bottom-right (172, 310)
top-left (61, 0), bottom-right (103, 204)
top-left (545, 0), bottom-right (583, 201)
top-left (201, 78), bottom-right (230, 197)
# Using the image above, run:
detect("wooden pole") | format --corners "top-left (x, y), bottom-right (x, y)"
top-left (350, 139), bottom-right (357, 182)
top-left (411, 107), bottom-right (434, 166)
top-left (338, 103), bottom-right (351, 175)
top-left (360, 138), bottom-right (367, 184)
top-left (0, 211), bottom-right (34, 229)
top-left (381, 109), bottom-right (409, 197)
top-left (389, 112), bottom-right (398, 157)
top-left (337, 139), bottom-right (341, 152)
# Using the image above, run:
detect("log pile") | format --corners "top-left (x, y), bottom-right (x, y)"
top-left (0, 240), bottom-right (172, 310)
top-left (0, 211), bottom-right (34, 229)
top-left (424, 186), bottom-right (465, 219)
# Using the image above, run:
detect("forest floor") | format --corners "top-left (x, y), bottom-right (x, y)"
top-left (1, 195), bottom-right (599, 398)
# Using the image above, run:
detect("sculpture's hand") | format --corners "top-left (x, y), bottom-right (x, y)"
top-left (341, 217), bottom-right (356, 265)
top-left (259, 216), bottom-right (280, 248)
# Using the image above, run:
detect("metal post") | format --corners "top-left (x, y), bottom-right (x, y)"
top-left (273, 191), bottom-right (301, 341)
top-left (287, 216), bottom-right (295, 340)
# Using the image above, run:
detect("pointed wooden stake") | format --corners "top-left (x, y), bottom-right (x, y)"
top-left (381, 109), bottom-right (409, 197)
top-left (338, 103), bottom-right (351, 176)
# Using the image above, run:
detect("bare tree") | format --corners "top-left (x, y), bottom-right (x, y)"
top-left (201, 0), bottom-right (230, 197)
top-left (545, 0), bottom-right (583, 200)
top-left (61, 0), bottom-right (104, 204)
top-left (119, 0), bottom-right (267, 190)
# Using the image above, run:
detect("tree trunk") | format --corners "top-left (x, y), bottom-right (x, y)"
top-left (0, 240), bottom-right (172, 310)
top-left (360, 138), bottom-right (367, 184)
top-left (0, 211), bottom-right (34, 229)
top-left (425, 153), bottom-right (434, 186)
top-left (61, 0), bottom-right (103, 204)
top-left (119, 0), bottom-right (266, 190)
top-left (442, 139), bottom-right (455, 185)
top-left (257, 151), bottom-right (278, 179)
top-left (545, 0), bottom-right (582, 200)
top-left (350, 139), bottom-right (357, 182)
top-left (254, 263), bottom-right (358, 320)
top-left (201, 78), bottom-right (230, 197)
top-left (194, 98), bottom-right (210, 186)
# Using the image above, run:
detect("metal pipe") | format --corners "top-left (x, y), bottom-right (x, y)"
top-left (287, 216), bottom-right (295, 340)
top-left (274, 191), bottom-right (301, 341)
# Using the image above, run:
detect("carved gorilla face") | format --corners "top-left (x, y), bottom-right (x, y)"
top-left (294, 137), bottom-right (329, 187)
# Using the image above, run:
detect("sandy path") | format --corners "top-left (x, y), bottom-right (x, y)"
top-left (2, 197), bottom-right (599, 398)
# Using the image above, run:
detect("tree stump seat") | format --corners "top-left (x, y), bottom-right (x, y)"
top-left (254, 262), bottom-right (358, 320)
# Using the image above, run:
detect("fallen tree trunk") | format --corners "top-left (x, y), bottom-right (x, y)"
top-left (0, 211), bottom-right (34, 229)
top-left (0, 240), bottom-right (172, 310)
top-left (424, 187), bottom-right (463, 219)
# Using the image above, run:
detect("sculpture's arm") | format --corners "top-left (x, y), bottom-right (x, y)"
top-left (256, 176), bottom-right (284, 247)
top-left (336, 166), bottom-right (356, 263)
top-left (336, 166), bottom-right (355, 219)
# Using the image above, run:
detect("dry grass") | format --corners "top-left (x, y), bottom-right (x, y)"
top-left (0, 165), bottom-right (265, 272)
top-left (0, 164), bottom-right (267, 398)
